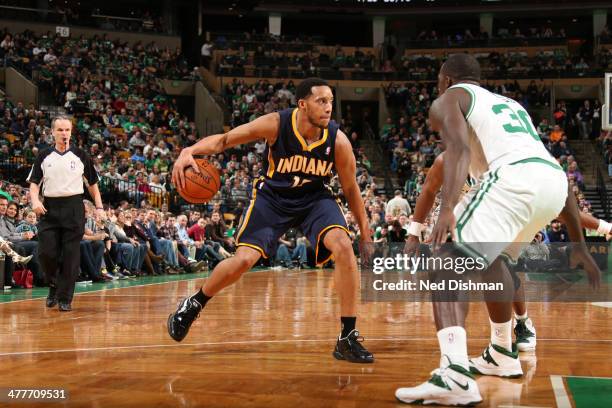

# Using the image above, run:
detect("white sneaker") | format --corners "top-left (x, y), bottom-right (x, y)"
top-left (13, 254), bottom-right (33, 265)
top-left (396, 357), bottom-right (482, 406)
top-left (514, 318), bottom-right (536, 351)
top-left (469, 344), bottom-right (523, 378)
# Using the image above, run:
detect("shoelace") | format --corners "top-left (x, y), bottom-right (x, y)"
top-left (515, 321), bottom-right (533, 338)
top-left (177, 299), bottom-right (201, 321)
top-left (430, 365), bottom-right (449, 378)
top-left (427, 366), bottom-right (451, 389)
top-left (429, 354), bottom-right (455, 379)
top-left (349, 333), bottom-right (368, 352)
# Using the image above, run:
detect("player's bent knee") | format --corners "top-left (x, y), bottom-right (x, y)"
top-left (325, 230), bottom-right (353, 259)
top-left (233, 246), bottom-right (262, 272)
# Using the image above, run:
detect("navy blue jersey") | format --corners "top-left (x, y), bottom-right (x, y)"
top-left (262, 108), bottom-right (339, 197)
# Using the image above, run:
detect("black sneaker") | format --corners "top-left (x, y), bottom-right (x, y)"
top-left (167, 296), bottom-right (202, 342)
top-left (46, 286), bottom-right (57, 308)
top-left (333, 329), bottom-right (374, 363)
top-left (58, 302), bottom-right (72, 312)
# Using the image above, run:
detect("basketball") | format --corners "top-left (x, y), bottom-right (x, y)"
top-left (176, 158), bottom-right (220, 203)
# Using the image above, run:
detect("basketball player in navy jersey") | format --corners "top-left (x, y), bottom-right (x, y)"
top-left (168, 78), bottom-right (374, 363)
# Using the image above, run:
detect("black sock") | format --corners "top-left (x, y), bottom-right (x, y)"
top-left (192, 289), bottom-right (212, 308)
top-left (340, 316), bottom-right (356, 338)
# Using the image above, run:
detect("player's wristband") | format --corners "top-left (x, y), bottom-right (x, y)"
top-left (597, 219), bottom-right (612, 235)
top-left (96, 206), bottom-right (104, 210)
top-left (407, 221), bottom-right (425, 238)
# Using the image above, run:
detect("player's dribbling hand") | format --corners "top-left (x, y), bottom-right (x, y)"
top-left (430, 209), bottom-right (456, 250)
top-left (569, 244), bottom-right (602, 290)
top-left (172, 147), bottom-right (199, 190)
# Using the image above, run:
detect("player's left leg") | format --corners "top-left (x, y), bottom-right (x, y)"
top-left (468, 162), bottom-right (567, 378)
top-left (322, 228), bottom-right (373, 364)
top-left (502, 242), bottom-right (539, 352)
top-left (395, 257), bottom-right (483, 406)
top-left (513, 299), bottom-right (537, 352)
top-left (469, 258), bottom-right (524, 378)
top-left (396, 179), bottom-right (489, 406)
top-left (302, 196), bottom-right (373, 364)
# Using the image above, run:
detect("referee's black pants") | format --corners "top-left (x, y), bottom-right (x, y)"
top-left (38, 195), bottom-right (85, 304)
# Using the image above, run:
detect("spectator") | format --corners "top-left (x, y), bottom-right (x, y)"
top-left (547, 220), bottom-right (568, 243)
top-left (576, 100), bottom-right (593, 139)
top-left (276, 230), bottom-right (307, 268)
top-left (386, 189), bottom-right (412, 217)
top-left (549, 124), bottom-right (565, 143)
top-left (205, 211), bottom-right (234, 253)
top-left (201, 40), bottom-right (213, 69)
top-left (0, 198), bottom-right (42, 285)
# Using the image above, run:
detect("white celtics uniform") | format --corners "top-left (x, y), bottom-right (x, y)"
top-left (449, 83), bottom-right (568, 266)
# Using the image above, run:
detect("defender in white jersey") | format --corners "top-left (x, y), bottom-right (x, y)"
top-left (407, 152), bottom-right (607, 356)
top-left (395, 54), bottom-right (599, 406)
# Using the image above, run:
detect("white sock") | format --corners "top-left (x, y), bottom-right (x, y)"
top-left (490, 319), bottom-right (512, 350)
top-left (437, 326), bottom-right (468, 369)
top-left (514, 311), bottom-right (528, 321)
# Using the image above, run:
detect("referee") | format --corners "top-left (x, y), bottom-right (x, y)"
top-left (27, 115), bottom-right (104, 312)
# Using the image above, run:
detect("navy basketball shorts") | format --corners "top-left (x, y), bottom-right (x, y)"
top-left (235, 182), bottom-right (349, 265)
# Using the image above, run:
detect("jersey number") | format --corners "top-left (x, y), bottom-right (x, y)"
top-left (291, 176), bottom-right (311, 188)
top-left (491, 103), bottom-right (541, 142)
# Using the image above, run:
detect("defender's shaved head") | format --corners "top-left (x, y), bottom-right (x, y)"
top-left (441, 54), bottom-right (481, 82)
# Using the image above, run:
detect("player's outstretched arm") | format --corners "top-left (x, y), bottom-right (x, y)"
top-left (172, 113), bottom-right (280, 189)
top-left (428, 89), bottom-right (471, 245)
top-left (335, 130), bottom-right (371, 244)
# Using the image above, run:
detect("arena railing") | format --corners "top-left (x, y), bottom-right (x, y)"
top-left (0, 160), bottom-right (247, 221)
top-left (0, 157), bottom-right (33, 184)
top-left (216, 65), bottom-right (606, 81)
top-left (400, 36), bottom-right (567, 49)
top-left (97, 176), bottom-right (248, 217)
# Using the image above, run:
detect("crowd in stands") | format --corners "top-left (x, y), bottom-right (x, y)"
top-left (223, 79), bottom-right (297, 128)
top-left (386, 49), bottom-right (608, 81)
top-left (0, 2), bottom-right (167, 33)
top-left (1, 29), bottom-right (195, 81)
top-left (0, 28), bottom-right (204, 211)
top-left (407, 25), bottom-right (568, 46)
top-left (212, 30), bottom-right (323, 53)
top-left (217, 45), bottom-right (377, 79)
top-left (212, 28), bottom-right (612, 81)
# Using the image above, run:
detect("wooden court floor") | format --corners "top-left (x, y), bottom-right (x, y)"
top-left (1, 268), bottom-right (611, 407)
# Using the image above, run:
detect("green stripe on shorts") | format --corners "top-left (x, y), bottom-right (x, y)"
top-left (456, 168), bottom-right (500, 238)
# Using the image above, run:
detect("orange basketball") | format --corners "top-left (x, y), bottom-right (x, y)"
top-left (176, 158), bottom-right (221, 203)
